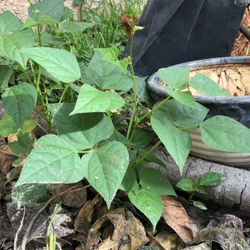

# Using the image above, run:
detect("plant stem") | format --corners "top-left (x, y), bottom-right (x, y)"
top-left (135, 140), bottom-right (162, 167)
top-left (29, 59), bottom-right (36, 82)
top-left (137, 95), bottom-right (172, 126)
top-left (59, 84), bottom-right (69, 103)
top-left (78, 0), bottom-right (84, 22)
top-left (19, 65), bottom-right (32, 84)
top-left (126, 31), bottom-right (138, 140)
top-left (37, 24), bottom-right (42, 46)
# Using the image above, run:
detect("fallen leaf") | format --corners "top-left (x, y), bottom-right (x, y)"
top-left (51, 213), bottom-right (75, 238)
top-left (162, 196), bottom-right (199, 243)
top-left (193, 214), bottom-right (249, 250)
top-left (85, 208), bottom-right (148, 250)
top-left (49, 183), bottom-right (87, 208)
top-left (148, 231), bottom-right (184, 250)
top-left (74, 196), bottom-right (102, 233)
top-left (183, 243), bottom-right (212, 250)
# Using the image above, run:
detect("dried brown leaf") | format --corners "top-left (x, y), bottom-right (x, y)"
top-left (149, 231), bottom-right (184, 250)
top-left (162, 196), bottom-right (199, 244)
top-left (74, 195), bottom-right (102, 233)
top-left (121, 14), bottom-right (138, 38)
top-left (85, 208), bottom-right (148, 250)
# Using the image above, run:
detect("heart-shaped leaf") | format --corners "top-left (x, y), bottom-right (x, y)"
top-left (190, 73), bottom-right (230, 96)
top-left (0, 115), bottom-right (18, 136)
top-left (128, 187), bottom-right (163, 230)
top-left (22, 47), bottom-right (81, 83)
top-left (28, 0), bottom-right (64, 23)
top-left (200, 116), bottom-right (250, 153)
top-left (164, 87), bottom-right (196, 107)
top-left (2, 83), bottom-right (37, 127)
top-left (83, 48), bottom-right (133, 91)
top-left (154, 100), bottom-right (208, 129)
top-left (151, 106), bottom-right (191, 173)
top-left (51, 103), bottom-right (114, 150)
top-left (157, 67), bottom-right (190, 89)
top-left (71, 84), bottom-right (125, 114)
top-left (139, 168), bottom-right (176, 196)
top-left (16, 135), bottom-right (85, 186)
top-left (0, 11), bottom-right (22, 35)
top-left (0, 29), bottom-right (34, 67)
top-left (82, 141), bottom-right (129, 208)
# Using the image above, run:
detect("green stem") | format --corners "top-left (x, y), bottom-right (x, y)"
top-left (126, 32), bottom-right (138, 140)
top-left (136, 95), bottom-right (172, 126)
top-left (188, 192), bottom-right (194, 202)
top-left (36, 66), bottom-right (52, 130)
top-left (37, 24), bottom-right (42, 46)
top-left (135, 140), bottom-right (162, 167)
top-left (19, 65), bottom-right (32, 84)
top-left (59, 84), bottom-right (69, 103)
top-left (78, 0), bottom-right (84, 22)
top-left (29, 59), bottom-right (36, 83)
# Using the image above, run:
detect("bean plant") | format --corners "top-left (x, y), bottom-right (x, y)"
top-left (0, 0), bottom-right (250, 230)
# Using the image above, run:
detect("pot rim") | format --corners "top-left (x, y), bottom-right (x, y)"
top-left (147, 56), bottom-right (250, 104)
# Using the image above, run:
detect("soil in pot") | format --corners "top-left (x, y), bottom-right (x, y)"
top-left (189, 64), bottom-right (250, 97)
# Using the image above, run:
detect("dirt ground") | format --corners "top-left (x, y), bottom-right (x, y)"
top-left (0, 0), bottom-right (74, 20)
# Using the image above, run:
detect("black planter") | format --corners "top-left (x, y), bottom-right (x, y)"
top-left (124, 0), bottom-right (248, 76)
top-left (147, 56), bottom-right (250, 128)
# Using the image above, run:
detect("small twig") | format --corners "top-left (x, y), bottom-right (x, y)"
top-left (14, 206), bottom-right (26, 250)
top-left (20, 185), bottom-right (81, 250)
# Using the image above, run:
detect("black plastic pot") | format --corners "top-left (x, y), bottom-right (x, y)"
top-left (147, 56), bottom-right (250, 128)
top-left (124, 0), bottom-right (248, 76)
top-left (147, 56), bottom-right (250, 166)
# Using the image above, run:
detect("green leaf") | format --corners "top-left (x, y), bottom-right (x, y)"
top-left (28, 0), bottom-right (64, 23)
top-left (21, 47), bottom-right (81, 83)
top-left (21, 119), bottom-right (37, 133)
top-left (120, 167), bottom-right (137, 192)
top-left (128, 187), bottom-right (163, 230)
top-left (155, 100), bottom-right (208, 129)
top-left (61, 7), bottom-right (73, 21)
top-left (131, 129), bottom-right (154, 148)
top-left (0, 115), bottom-right (18, 136)
top-left (200, 116), bottom-right (250, 153)
top-left (71, 84), bottom-right (125, 114)
top-left (136, 76), bottom-right (151, 103)
top-left (0, 11), bottom-right (22, 35)
top-left (2, 83), bottom-right (37, 127)
top-left (190, 73), bottom-right (230, 96)
top-left (176, 178), bottom-right (194, 192)
top-left (51, 103), bottom-right (114, 150)
top-left (0, 65), bottom-right (12, 90)
top-left (0, 29), bottom-right (35, 67)
top-left (151, 107), bottom-right (191, 173)
top-left (83, 48), bottom-right (133, 91)
top-left (164, 87), bottom-right (196, 107)
top-left (157, 67), bottom-right (190, 89)
top-left (12, 184), bottom-right (49, 204)
top-left (16, 134), bottom-right (85, 186)
top-left (198, 172), bottom-right (225, 187)
top-left (139, 168), bottom-right (176, 196)
top-left (9, 132), bottom-right (34, 156)
top-left (192, 200), bottom-right (207, 210)
top-left (56, 21), bottom-right (94, 33)
top-left (82, 141), bottom-right (129, 208)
